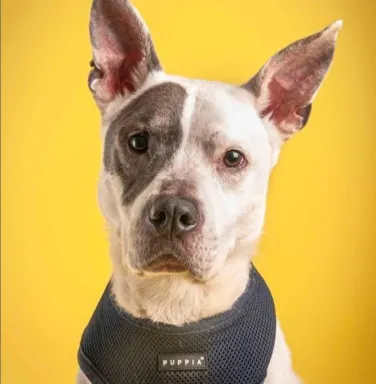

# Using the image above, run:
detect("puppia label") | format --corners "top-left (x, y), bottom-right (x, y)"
top-left (158, 353), bottom-right (207, 371)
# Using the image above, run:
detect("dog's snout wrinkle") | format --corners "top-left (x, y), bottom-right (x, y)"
top-left (148, 196), bottom-right (198, 238)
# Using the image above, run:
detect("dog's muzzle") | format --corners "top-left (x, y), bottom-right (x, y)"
top-left (132, 195), bottom-right (204, 275)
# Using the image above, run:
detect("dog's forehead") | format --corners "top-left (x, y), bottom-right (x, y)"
top-left (106, 76), bottom-right (266, 149)
top-left (187, 81), bottom-right (266, 148)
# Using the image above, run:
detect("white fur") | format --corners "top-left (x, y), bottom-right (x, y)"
top-left (265, 321), bottom-right (302, 384)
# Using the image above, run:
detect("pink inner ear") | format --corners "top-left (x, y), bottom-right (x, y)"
top-left (260, 63), bottom-right (320, 130)
top-left (259, 40), bottom-right (334, 133)
top-left (120, 50), bottom-right (145, 93)
top-left (95, 22), bottom-right (145, 96)
top-left (106, 49), bottom-right (144, 95)
top-left (90, 0), bottom-right (153, 100)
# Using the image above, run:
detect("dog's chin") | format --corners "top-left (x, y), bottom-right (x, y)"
top-left (124, 252), bottom-right (215, 281)
top-left (143, 254), bottom-right (188, 274)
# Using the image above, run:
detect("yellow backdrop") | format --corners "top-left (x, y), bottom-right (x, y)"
top-left (2, 0), bottom-right (376, 383)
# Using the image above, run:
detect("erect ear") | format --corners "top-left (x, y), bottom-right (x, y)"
top-left (88, 0), bottom-right (162, 110)
top-left (243, 21), bottom-right (342, 141)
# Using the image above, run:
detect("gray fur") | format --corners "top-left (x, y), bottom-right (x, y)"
top-left (104, 82), bottom-right (187, 205)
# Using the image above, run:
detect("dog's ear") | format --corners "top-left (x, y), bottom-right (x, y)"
top-left (88, 0), bottom-right (162, 110)
top-left (243, 21), bottom-right (342, 141)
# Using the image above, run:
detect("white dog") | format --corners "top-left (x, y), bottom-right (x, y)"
top-left (77, 1), bottom-right (341, 383)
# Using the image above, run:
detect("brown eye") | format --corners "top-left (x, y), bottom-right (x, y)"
top-left (129, 133), bottom-right (149, 153)
top-left (224, 150), bottom-right (245, 168)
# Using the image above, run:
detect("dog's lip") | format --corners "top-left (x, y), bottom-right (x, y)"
top-left (143, 254), bottom-right (187, 273)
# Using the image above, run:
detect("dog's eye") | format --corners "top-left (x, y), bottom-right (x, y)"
top-left (223, 150), bottom-right (245, 168)
top-left (129, 133), bottom-right (149, 153)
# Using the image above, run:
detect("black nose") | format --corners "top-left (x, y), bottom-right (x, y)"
top-left (148, 196), bottom-right (198, 237)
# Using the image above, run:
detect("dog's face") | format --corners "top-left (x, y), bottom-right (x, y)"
top-left (89, 0), bottom-right (341, 281)
top-left (100, 79), bottom-right (273, 280)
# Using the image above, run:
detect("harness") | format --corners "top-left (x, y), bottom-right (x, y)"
top-left (78, 264), bottom-right (276, 384)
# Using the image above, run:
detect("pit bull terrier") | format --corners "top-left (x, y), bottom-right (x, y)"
top-left (77, 1), bottom-right (341, 382)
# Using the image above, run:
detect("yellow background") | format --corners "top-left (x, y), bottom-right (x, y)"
top-left (2, 0), bottom-right (376, 382)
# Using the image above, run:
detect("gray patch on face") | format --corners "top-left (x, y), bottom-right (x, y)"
top-left (104, 82), bottom-right (187, 204)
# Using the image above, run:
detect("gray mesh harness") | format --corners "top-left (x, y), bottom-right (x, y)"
top-left (78, 264), bottom-right (276, 384)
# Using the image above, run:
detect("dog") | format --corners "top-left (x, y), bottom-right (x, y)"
top-left (76, 1), bottom-right (341, 383)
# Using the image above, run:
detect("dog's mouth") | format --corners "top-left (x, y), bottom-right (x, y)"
top-left (143, 254), bottom-right (187, 274)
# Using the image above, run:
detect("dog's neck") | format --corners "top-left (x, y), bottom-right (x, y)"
top-left (108, 232), bottom-right (253, 326)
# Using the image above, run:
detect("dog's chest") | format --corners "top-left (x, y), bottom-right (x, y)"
top-left (78, 266), bottom-right (276, 384)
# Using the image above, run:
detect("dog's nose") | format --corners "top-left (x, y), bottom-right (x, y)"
top-left (148, 197), bottom-right (198, 237)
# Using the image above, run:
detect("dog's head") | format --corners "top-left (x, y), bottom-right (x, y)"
top-left (89, 0), bottom-right (341, 281)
